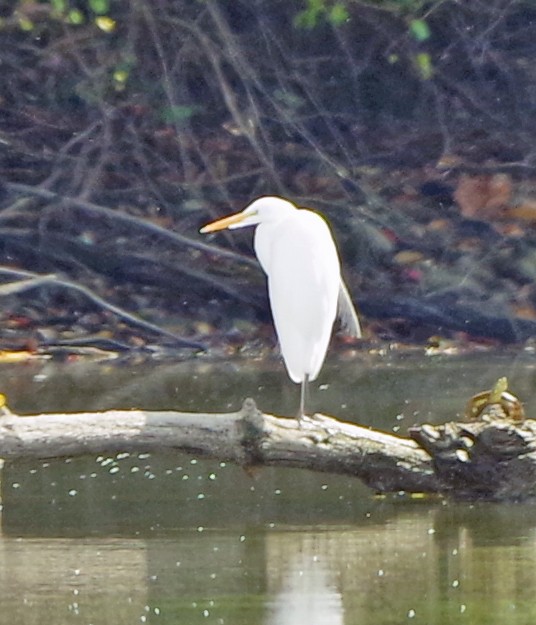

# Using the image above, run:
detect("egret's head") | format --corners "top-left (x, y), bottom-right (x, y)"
top-left (199, 196), bottom-right (296, 233)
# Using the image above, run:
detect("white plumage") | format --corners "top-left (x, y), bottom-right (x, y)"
top-left (200, 196), bottom-right (361, 416)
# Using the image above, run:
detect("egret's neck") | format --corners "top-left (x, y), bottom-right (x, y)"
top-left (253, 220), bottom-right (281, 275)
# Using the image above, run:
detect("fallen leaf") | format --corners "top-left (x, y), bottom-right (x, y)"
top-left (504, 200), bottom-right (536, 223)
top-left (454, 173), bottom-right (512, 219)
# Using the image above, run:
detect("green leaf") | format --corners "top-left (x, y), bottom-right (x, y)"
top-left (294, 0), bottom-right (325, 29)
top-left (161, 105), bottom-right (201, 125)
top-left (294, 8), bottom-right (322, 29)
top-left (89, 0), bottom-right (110, 16)
top-left (95, 16), bottom-right (116, 32)
top-left (68, 9), bottom-right (85, 24)
top-left (18, 16), bottom-right (34, 31)
top-left (51, 0), bottom-right (67, 14)
top-left (409, 19), bottom-right (431, 42)
top-left (415, 52), bottom-right (433, 80)
top-left (328, 3), bottom-right (349, 26)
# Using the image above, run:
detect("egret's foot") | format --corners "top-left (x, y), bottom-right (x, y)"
top-left (296, 413), bottom-right (316, 429)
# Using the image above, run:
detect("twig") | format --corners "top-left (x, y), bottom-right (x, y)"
top-left (3, 182), bottom-right (257, 268)
top-left (0, 267), bottom-right (205, 350)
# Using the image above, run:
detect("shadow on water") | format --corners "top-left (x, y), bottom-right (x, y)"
top-left (1, 346), bottom-right (535, 424)
top-left (1, 348), bottom-right (536, 623)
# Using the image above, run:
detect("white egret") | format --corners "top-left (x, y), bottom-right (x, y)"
top-left (200, 196), bottom-right (361, 417)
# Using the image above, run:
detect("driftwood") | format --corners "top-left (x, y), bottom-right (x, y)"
top-left (410, 419), bottom-right (536, 501)
top-left (0, 398), bottom-right (534, 501)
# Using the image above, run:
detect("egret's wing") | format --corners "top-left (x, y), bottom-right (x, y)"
top-left (337, 280), bottom-right (362, 338)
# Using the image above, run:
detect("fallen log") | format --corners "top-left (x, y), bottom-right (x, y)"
top-left (0, 397), bottom-right (534, 501)
top-left (410, 418), bottom-right (536, 501)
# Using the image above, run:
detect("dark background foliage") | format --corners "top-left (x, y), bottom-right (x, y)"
top-left (1, 0), bottom-right (536, 348)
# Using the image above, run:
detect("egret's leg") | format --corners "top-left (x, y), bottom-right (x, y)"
top-left (299, 374), bottom-right (309, 420)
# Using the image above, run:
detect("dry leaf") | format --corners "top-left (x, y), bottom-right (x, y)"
top-left (504, 200), bottom-right (536, 223)
top-left (454, 173), bottom-right (512, 219)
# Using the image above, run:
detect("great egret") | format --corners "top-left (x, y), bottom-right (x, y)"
top-left (200, 196), bottom-right (361, 417)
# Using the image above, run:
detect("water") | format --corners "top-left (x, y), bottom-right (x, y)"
top-left (0, 349), bottom-right (535, 624)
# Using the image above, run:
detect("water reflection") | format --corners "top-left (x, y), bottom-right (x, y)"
top-left (0, 350), bottom-right (535, 623)
top-left (0, 537), bottom-right (149, 623)
top-left (3, 500), bottom-right (536, 624)
top-left (266, 536), bottom-right (344, 625)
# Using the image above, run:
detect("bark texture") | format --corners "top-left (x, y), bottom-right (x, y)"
top-left (0, 399), bottom-right (533, 500)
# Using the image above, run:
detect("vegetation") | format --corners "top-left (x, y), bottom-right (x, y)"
top-left (1, 0), bottom-right (536, 352)
top-left (3, 0), bottom-right (536, 201)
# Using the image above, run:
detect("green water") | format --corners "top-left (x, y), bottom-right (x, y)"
top-left (0, 349), bottom-right (535, 624)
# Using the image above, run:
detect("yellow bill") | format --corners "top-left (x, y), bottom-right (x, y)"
top-left (199, 212), bottom-right (247, 233)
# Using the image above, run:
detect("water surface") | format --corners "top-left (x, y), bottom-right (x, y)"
top-left (0, 349), bottom-right (535, 624)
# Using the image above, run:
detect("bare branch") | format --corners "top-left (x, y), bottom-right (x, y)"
top-left (3, 182), bottom-right (257, 268)
top-left (0, 399), bottom-right (439, 495)
top-left (1, 396), bottom-right (534, 501)
top-left (0, 267), bottom-right (205, 349)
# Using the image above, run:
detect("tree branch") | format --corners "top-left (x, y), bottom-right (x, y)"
top-left (0, 399), bottom-right (439, 494)
top-left (0, 267), bottom-right (206, 350)
top-left (1, 398), bottom-right (533, 501)
top-left (4, 182), bottom-right (257, 268)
